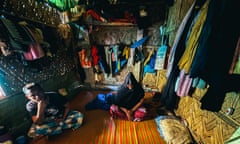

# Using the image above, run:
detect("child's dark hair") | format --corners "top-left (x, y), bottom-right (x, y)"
top-left (28, 83), bottom-right (46, 100)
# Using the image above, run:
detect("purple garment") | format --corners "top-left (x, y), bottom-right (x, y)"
top-left (176, 70), bottom-right (193, 97)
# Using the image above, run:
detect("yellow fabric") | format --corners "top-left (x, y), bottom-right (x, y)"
top-left (118, 58), bottom-right (120, 70)
top-left (122, 46), bottom-right (130, 59)
top-left (143, 50), bottom-right (154, 66)
top-left (34, 28), bottom-right (44, 43)
top-left (178, 0), bottom-right (210, 74)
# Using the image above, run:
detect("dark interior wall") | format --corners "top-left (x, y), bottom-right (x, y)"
top-left (0, 92), bottom-right (30, 138)
top-left (90, 26), bottom-right (138, 45)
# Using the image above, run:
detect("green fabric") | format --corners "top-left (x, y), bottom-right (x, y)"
top-left (48, 0), bottom-right (78, 11)
top-left (233, 60), bottom-right (240, 74)
top-left (225, 127), bottom-right (240, 144)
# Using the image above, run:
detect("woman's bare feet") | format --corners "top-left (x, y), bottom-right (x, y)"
top-left (120, 107), bottom-right (133, 121)
top-left (126, 110), bottom-right (133, 121)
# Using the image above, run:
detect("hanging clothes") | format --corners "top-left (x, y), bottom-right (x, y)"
top-left (178, 0), bottom-right (210, 74)
top-left (155, 26), bottom-right (169, 70)
top-left (78, 48), bottom-right (92, 68)
top-left (127, 48), bottom-right (135, 67)
top-left (91, 45), bottom-right (99, 66)
top-left (186, 1), bottom-right (218, 77)
top-left (192, 77), bottom-right (207, 89)
top-left (160, 1), bottom-right (200, 110)
top-left (21, 25), bottom-right (45, 61)
top-left (199, 0), bottom-right (240, 111)
top-left (134, 48), bottom-right (145, 64)
top-left (117, 44), bottom-right (128, 70)
top-left (166, 1), bottom-right (196, 77)
top-left (155, 44), bottom-right (168, 70)
top-left (85, 9), bottom-right (107, 22)
top-left (23, 44), bottom-right (45, 61)
top-left (70, 23), bottom-right (89, 44)
top-left (97, 45), bottom-right (110, 74)
top-left (122, 46), bottom-right (130, 60)
top-left (143, 50), bottom-right (156, 76)
top-left (111, 45), bottom-right (119, 74)
top-left (175, 70), bottom-right (193, 97)
top-left (143, 50), bottom-right (154, 66)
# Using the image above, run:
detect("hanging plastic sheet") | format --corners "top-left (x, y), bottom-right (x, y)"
top-left (154, 44), bottom-right (168, 70)
top-left (130, 36), bottom-right (148, 49)
top-left (154, 25), bottom-right (168, 70)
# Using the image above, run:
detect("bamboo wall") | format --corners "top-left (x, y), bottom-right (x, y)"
top-left (175, 92), bottom-right (236, 144)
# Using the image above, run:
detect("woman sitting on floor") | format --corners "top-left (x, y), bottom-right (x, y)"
top-left (86, 72), bottom-right (146, 121)
top-left (23, 83), bottom-right (84, 138)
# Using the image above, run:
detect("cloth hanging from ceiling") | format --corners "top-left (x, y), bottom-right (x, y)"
top-left (48, 0), bottom-right (78, 12)
top-left (188, 0), bottom-right (221, 78)
top-left (162, 0), bottom-right (240, 112)
top-left (166, 1), bottom-right (196, 78)
top-left (197, 0), bottom-right (240, 112)
top-left (177, 0), bottom-right (210, 74)
top-left (171, 0), bottom-right (210, 97)
top-left (175, 70), bottom-right (193, 97)
top-left (160, 1), bottom-right (198, 110)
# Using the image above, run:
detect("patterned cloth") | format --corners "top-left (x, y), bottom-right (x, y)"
top-left (28, 110), bottom-right (84, 138)
top-left (110, 105), bottom-right (147, 122)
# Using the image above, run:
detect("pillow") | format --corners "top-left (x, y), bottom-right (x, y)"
top-left (155, 115), bottom-right (193, 144)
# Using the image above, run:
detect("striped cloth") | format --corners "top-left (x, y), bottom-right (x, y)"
top-left (94, 118), bottom-right (165, 144)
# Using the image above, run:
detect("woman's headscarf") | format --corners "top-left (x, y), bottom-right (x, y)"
top-left (121, 72), bottom-right (138, 88)
top-left (113, 72), bottom-right (144, 109)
